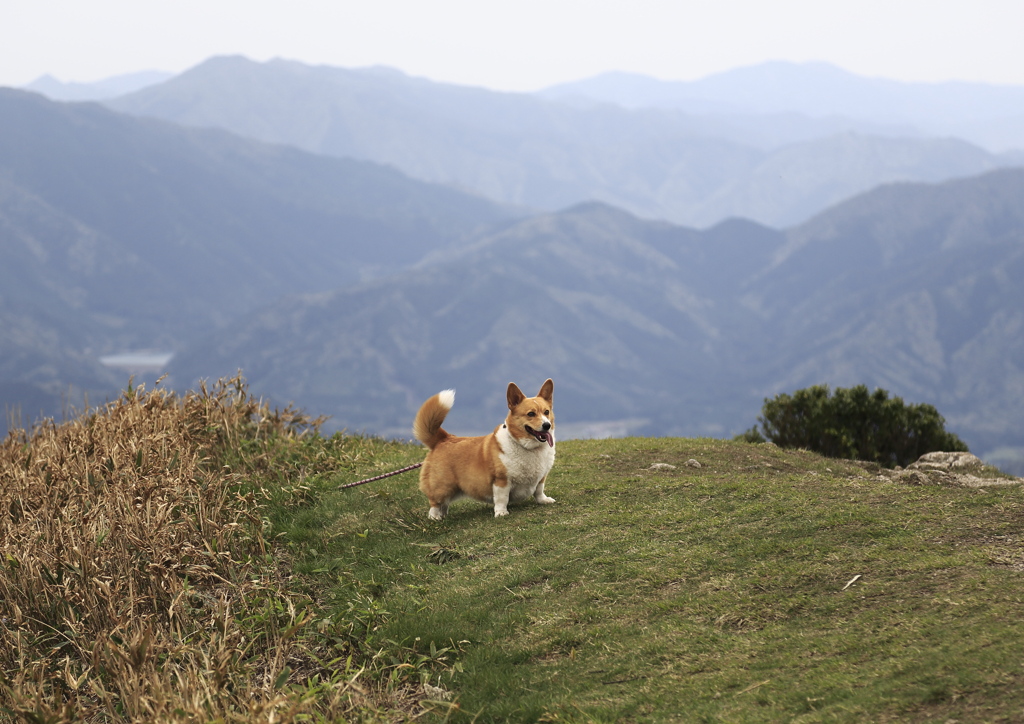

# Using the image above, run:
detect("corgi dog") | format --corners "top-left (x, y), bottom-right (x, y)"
top-left (413, 379), bottom-right (556, 520)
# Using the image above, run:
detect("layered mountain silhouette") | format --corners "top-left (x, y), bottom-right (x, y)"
top-left (746, 170), bottom-right (1024, 458)
top-left (167, 206), bottom-right (783, 438)
top-left (542, 61), bottom-right (1024, 152)
top-left (166, 170), bottom-right (1024, 471)
top-left (24, 70), bottom-right (173, 101)
top-left (0, 88), bottom-right (517, 425)
top-left (105, 56), bottom-right (1021, 228)
top-left (4, 64), bottom-right (1024, 474)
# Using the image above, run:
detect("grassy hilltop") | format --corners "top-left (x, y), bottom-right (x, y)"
top-left (2, 379), bottom-right (1023, 723)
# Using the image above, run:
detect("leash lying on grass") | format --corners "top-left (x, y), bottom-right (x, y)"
top-left (340, 462), bottom-right (423, 490)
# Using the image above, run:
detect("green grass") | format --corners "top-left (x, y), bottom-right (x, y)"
top-left (270, 435), bottom-right (1024, 722)
top-left (5, 380), bottom-right (1020, 722)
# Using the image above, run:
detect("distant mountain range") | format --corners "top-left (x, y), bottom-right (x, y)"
top-left (3, 60), bottom-right (1023, 475)
top-left (541, 61), bottom-right (1024, 152)
top-left (23, 70), bottom-right (174, 101)
top-left (166, 170), bottom-right (1024, 474)
top-left (167, 206), bottom-right (779, 439)
top-left (102, 56), bottom-right (1023, 228)
top-left (0, 88), bottom-right (516, 426)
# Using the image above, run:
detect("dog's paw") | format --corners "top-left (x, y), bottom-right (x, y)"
top-left (428, 507), bottom-right (445, 521)
top-left (536, 495), bottom-right (556, 504)
top-left (494, 508), bottom-right (509, 517)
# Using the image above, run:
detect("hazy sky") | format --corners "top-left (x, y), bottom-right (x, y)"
top-left (4, 0), bottom-right (1024, 91)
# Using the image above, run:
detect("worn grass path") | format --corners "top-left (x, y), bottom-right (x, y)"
top-left (279, 436), bottom-right (1024, 723)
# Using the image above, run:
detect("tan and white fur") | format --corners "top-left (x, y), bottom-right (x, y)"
top-left (413, 379), bottom-right (556, 519)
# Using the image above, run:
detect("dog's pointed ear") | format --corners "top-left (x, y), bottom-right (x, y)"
top-left (507, 382), bottom-right (526, 409)
top-left (538, 378), bottom-right (553, 403)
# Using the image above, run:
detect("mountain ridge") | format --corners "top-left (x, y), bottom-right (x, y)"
top-left (541, 60), bottom-right (1024, 151)
top-left (165, 169), bottom-right (1024, 473)
top-left (4, 76), bottom-right (1023, 473)
top-left (104, 56), bottom-right (1020, 228)
top-left (0, 88), bottom-right (518, 428)
top-left (21, 70), bottom-right (173, 101)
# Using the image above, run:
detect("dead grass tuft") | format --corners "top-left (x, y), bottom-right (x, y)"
top-left (0, 375), bottom-right (400, 722)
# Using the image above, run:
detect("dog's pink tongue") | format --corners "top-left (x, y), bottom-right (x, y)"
top-left (546, 432), bottom-right (554, 447)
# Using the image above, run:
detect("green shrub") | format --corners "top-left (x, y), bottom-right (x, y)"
top-left (746, 384), bottom-right (968, 467)
top-left (734, 426), bottom-right (767, 444)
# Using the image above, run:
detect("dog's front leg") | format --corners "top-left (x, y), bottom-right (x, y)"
top-left (534, 476), bottom-right (556, 504)
top-left (492, 480), bottom-right (511, 517)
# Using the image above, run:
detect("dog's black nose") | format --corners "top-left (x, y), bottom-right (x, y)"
top-left (542, 421), bottom-right (551, 431)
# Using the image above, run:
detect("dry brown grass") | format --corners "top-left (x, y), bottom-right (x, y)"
top-left (0, 376), bottom-right (397, 723)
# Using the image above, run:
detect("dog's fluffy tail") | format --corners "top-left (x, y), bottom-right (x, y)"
top-left (413, 389), bottom-right (455, 450)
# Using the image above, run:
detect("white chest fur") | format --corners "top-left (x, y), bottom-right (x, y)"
top-left (496, 424), bottom-right (556, 502)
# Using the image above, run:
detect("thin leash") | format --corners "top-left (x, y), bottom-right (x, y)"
top-left (339, 461), bottom-right (423, 490)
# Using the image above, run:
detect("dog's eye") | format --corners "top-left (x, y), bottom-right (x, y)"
top-left (527, 411), bottom-right (536, 417)
top-left (544, 410), bottom-right (550, 415)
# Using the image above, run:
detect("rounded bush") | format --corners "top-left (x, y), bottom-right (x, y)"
top-left (742, 384), bottom-right (968, 467)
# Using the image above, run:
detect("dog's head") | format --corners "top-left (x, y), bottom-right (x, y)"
top-left (505, 379), bottom-right (555, 449)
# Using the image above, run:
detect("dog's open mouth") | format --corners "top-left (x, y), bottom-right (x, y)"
top-left (526, 425), bottom-right (554, 447)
